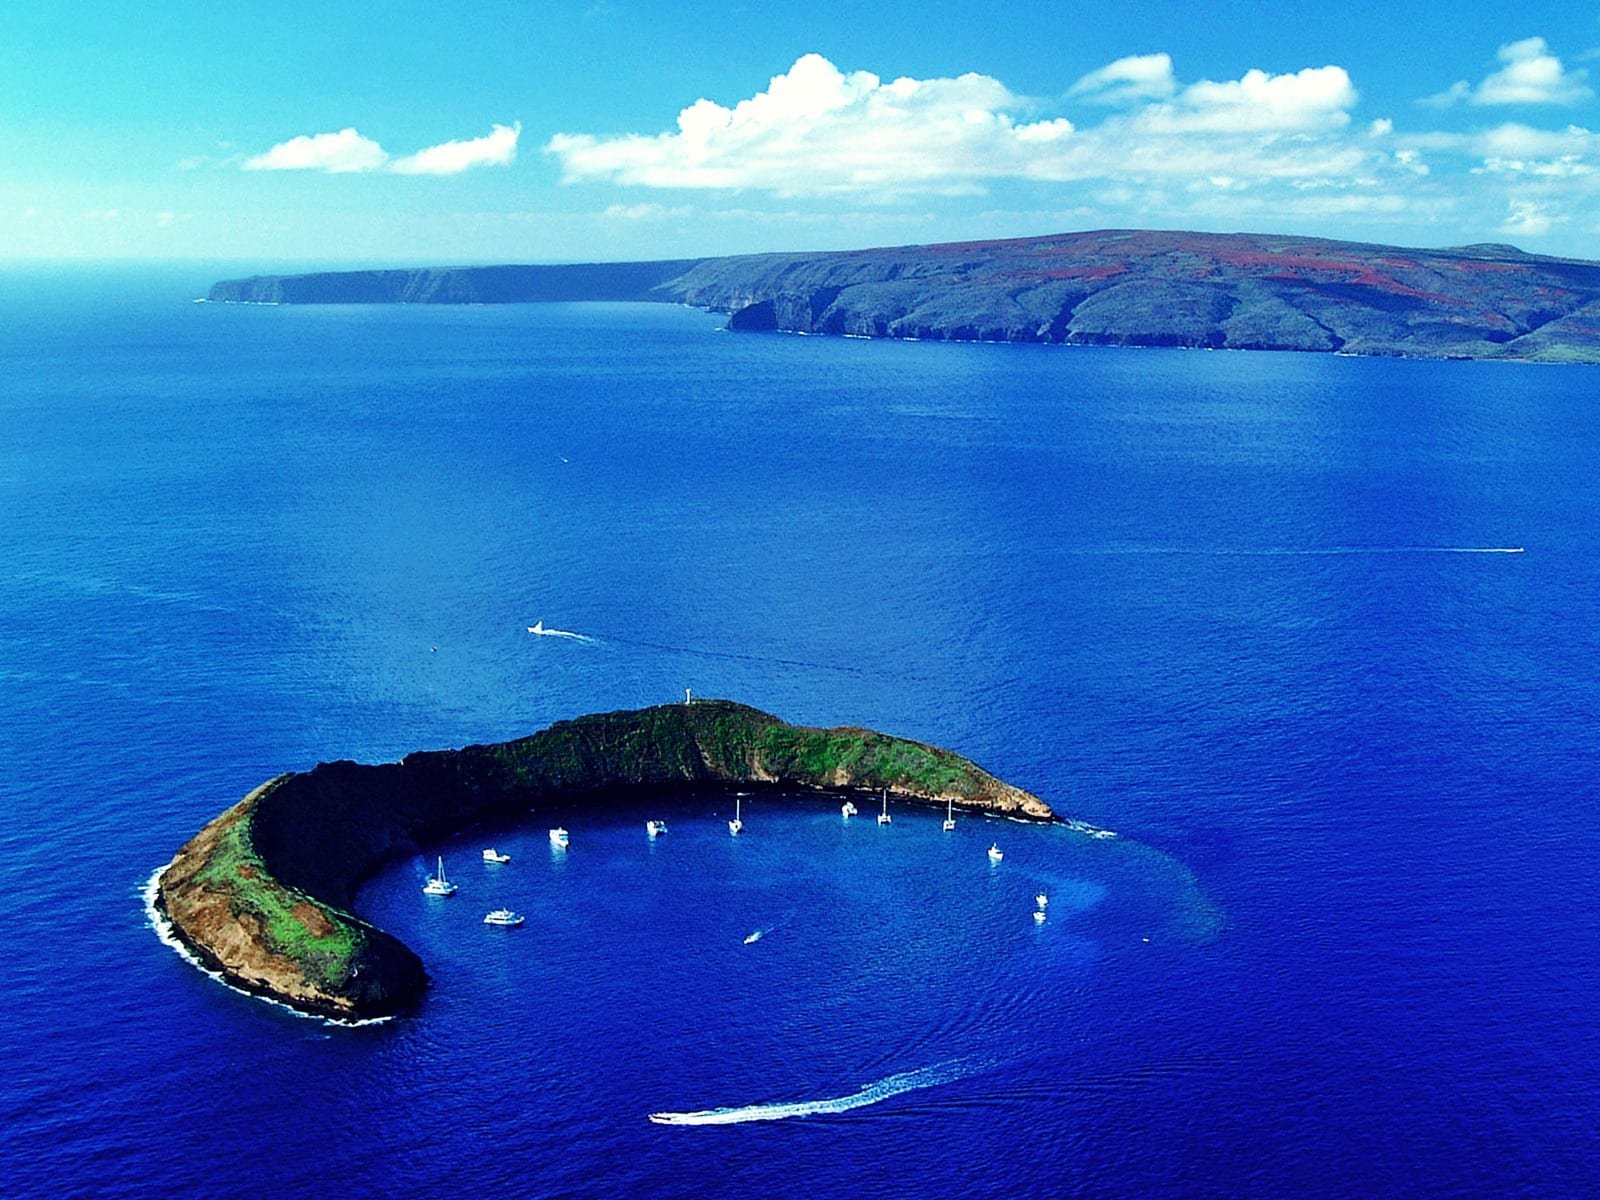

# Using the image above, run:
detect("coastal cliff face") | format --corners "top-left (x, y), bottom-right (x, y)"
top-left (659, 230), bottom-right (1600, 362)
top-left (209, 229), bottom-right (1600, 363)
top-left (207, 259), bottom-right (702, 305)
top-left (155, 701), bottom-right (1063, 1021)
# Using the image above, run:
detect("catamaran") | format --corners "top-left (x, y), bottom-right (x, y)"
top-left (877, 788), bottom-right (892, 825)
top-left (422, 856), bottom-right (456, 896)
top-left (728, 793), bottom-right (743, 836)
top-left (942, 795), bottom-right (956, 832)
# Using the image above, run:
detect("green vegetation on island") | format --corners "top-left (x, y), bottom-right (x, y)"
top-left (155, 701), bottom-right (1087, 1022)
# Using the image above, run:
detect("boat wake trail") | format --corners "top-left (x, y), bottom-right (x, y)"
top-left (649, 1057), bottom-right (981, 1125)
top-left (1060, 545), bottom-right (1525, 557)
top-left (743, 912), bottom-right (795, 944)
top-left (526, 621), bottom-right (592, 642)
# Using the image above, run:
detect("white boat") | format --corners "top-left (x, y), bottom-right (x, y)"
top-left (728, 793), bottom-right (743, 836)
top-left (482, 848), bottom-right (510, 864)
top-left (1035, 893), bottom-right (1049, 909)
top-left (548, 827), bottom-right (569, 848)
top-left (483, 909), bottom-right (524, 927)
top-left (942, 795), bottom-right (956, 832)
top-left (1033, 909), bottom-right (1046, 923)
top-left (841, 801), bottom-right (858, 818)
top-left (987, 844), bottom-right (1004, 863)
top-left (647, 820), bottom-right (668, 838)
top-left (422, 856), bottom-right (457, 896)
top-left (877, 788), bottom-right (892, 826)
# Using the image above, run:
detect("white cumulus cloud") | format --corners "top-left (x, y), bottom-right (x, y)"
top-left (1067, 53), bottom-right (1176, 106)
top-left (1422, 36), bottom-right (1592, 108)
top-left (1502, 197), bottom-right (1559, 235)
top-left (1131, 65), bottom-right (1358, 134)
top-left (546, 53), bottom-right (1375, 198)
top-left (547, 53), bottom-right (1069, 195)
top-left (391, 123), bottom-right (521, 175)
top-left (243, 128), bottom-right (389, 173)
top-left (243, 123), bottom-right (520, 175)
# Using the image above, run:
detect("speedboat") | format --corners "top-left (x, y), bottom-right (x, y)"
top-left (482, 848), bottom-right (510, 864)
top-left (422, 856), bottom-right (457, 896)
top-left (987, 844), bottom-right (1004, 863)
top-left (483, 909), bottom-right (524, 927)
top-left (646, 820), bottom-right (668, 838)
top-left (841, 801), bottom-right (858, 818)
top-left (548, 827), bottom-right (569, 848)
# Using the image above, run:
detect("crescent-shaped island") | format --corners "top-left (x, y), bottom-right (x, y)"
top-left (153, 700), bottom-right (1113, 1022)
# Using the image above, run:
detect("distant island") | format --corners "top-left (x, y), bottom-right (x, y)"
top-left (152, 700), bottom-right (1103, 1022)
top-left (208, 228), bottom-right (1600, 363)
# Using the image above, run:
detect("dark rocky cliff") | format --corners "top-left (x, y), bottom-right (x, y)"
top-left (208, 259), bottom-right (702, 304)
top-left (208, 229), bottom-right (1600, 363)
top-left (659, 229), bottom-right (1600, 362)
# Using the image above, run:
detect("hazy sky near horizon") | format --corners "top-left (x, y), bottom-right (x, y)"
top-left (8, 2), bottom-right (1600, 263)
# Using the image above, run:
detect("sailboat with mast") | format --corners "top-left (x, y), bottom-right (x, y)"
top-left (728, 792), bottom-right (744, 836)
top-left (877, 788), bottom-right (892, 825)
top-left (942, 795), bottom-right (956, 832)
top-left (422, 856), bottom-right (456, 896)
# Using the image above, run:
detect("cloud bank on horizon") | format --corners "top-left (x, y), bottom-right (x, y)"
top-left (544, 53), bottom-right (1363, 195)
top-left (96, 28), bottom-right (1600, 258)
top-left (531, 41), bottom-right (1599, 243)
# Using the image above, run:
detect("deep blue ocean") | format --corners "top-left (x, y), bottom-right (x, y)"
top-left (3, 266), bottom-right (1598, 1198)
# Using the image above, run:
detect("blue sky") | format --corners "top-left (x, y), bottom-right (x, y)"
top-left (8, 2), bottom-right (1600, 262)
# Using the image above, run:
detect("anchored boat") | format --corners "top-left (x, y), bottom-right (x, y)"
top-left (422, 856), bottom-right (457, 896)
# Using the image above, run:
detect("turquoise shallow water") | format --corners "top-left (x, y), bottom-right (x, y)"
top-left (2, 268), bottom-right (1599, 1197)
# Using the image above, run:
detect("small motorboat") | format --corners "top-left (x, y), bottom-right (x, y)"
top-left (483, 909), bottom-right (524, 927)
top-left (841, 801), bottom-right (858, 818)
top-left (1033, 909), bottom-right (1046, 923)
top-left (1035, 893), bottom-right (1048, 909)
top-left (422, 856), bottom-right (457, 896)
top-left (549, 827), bottom-right (570, 848)
top-left (482, 848), bottom-right (511, 864)
top-left (987, 844), bottom-right (1004, 863)
top-left (647, 820), bottom-right (668, 838)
